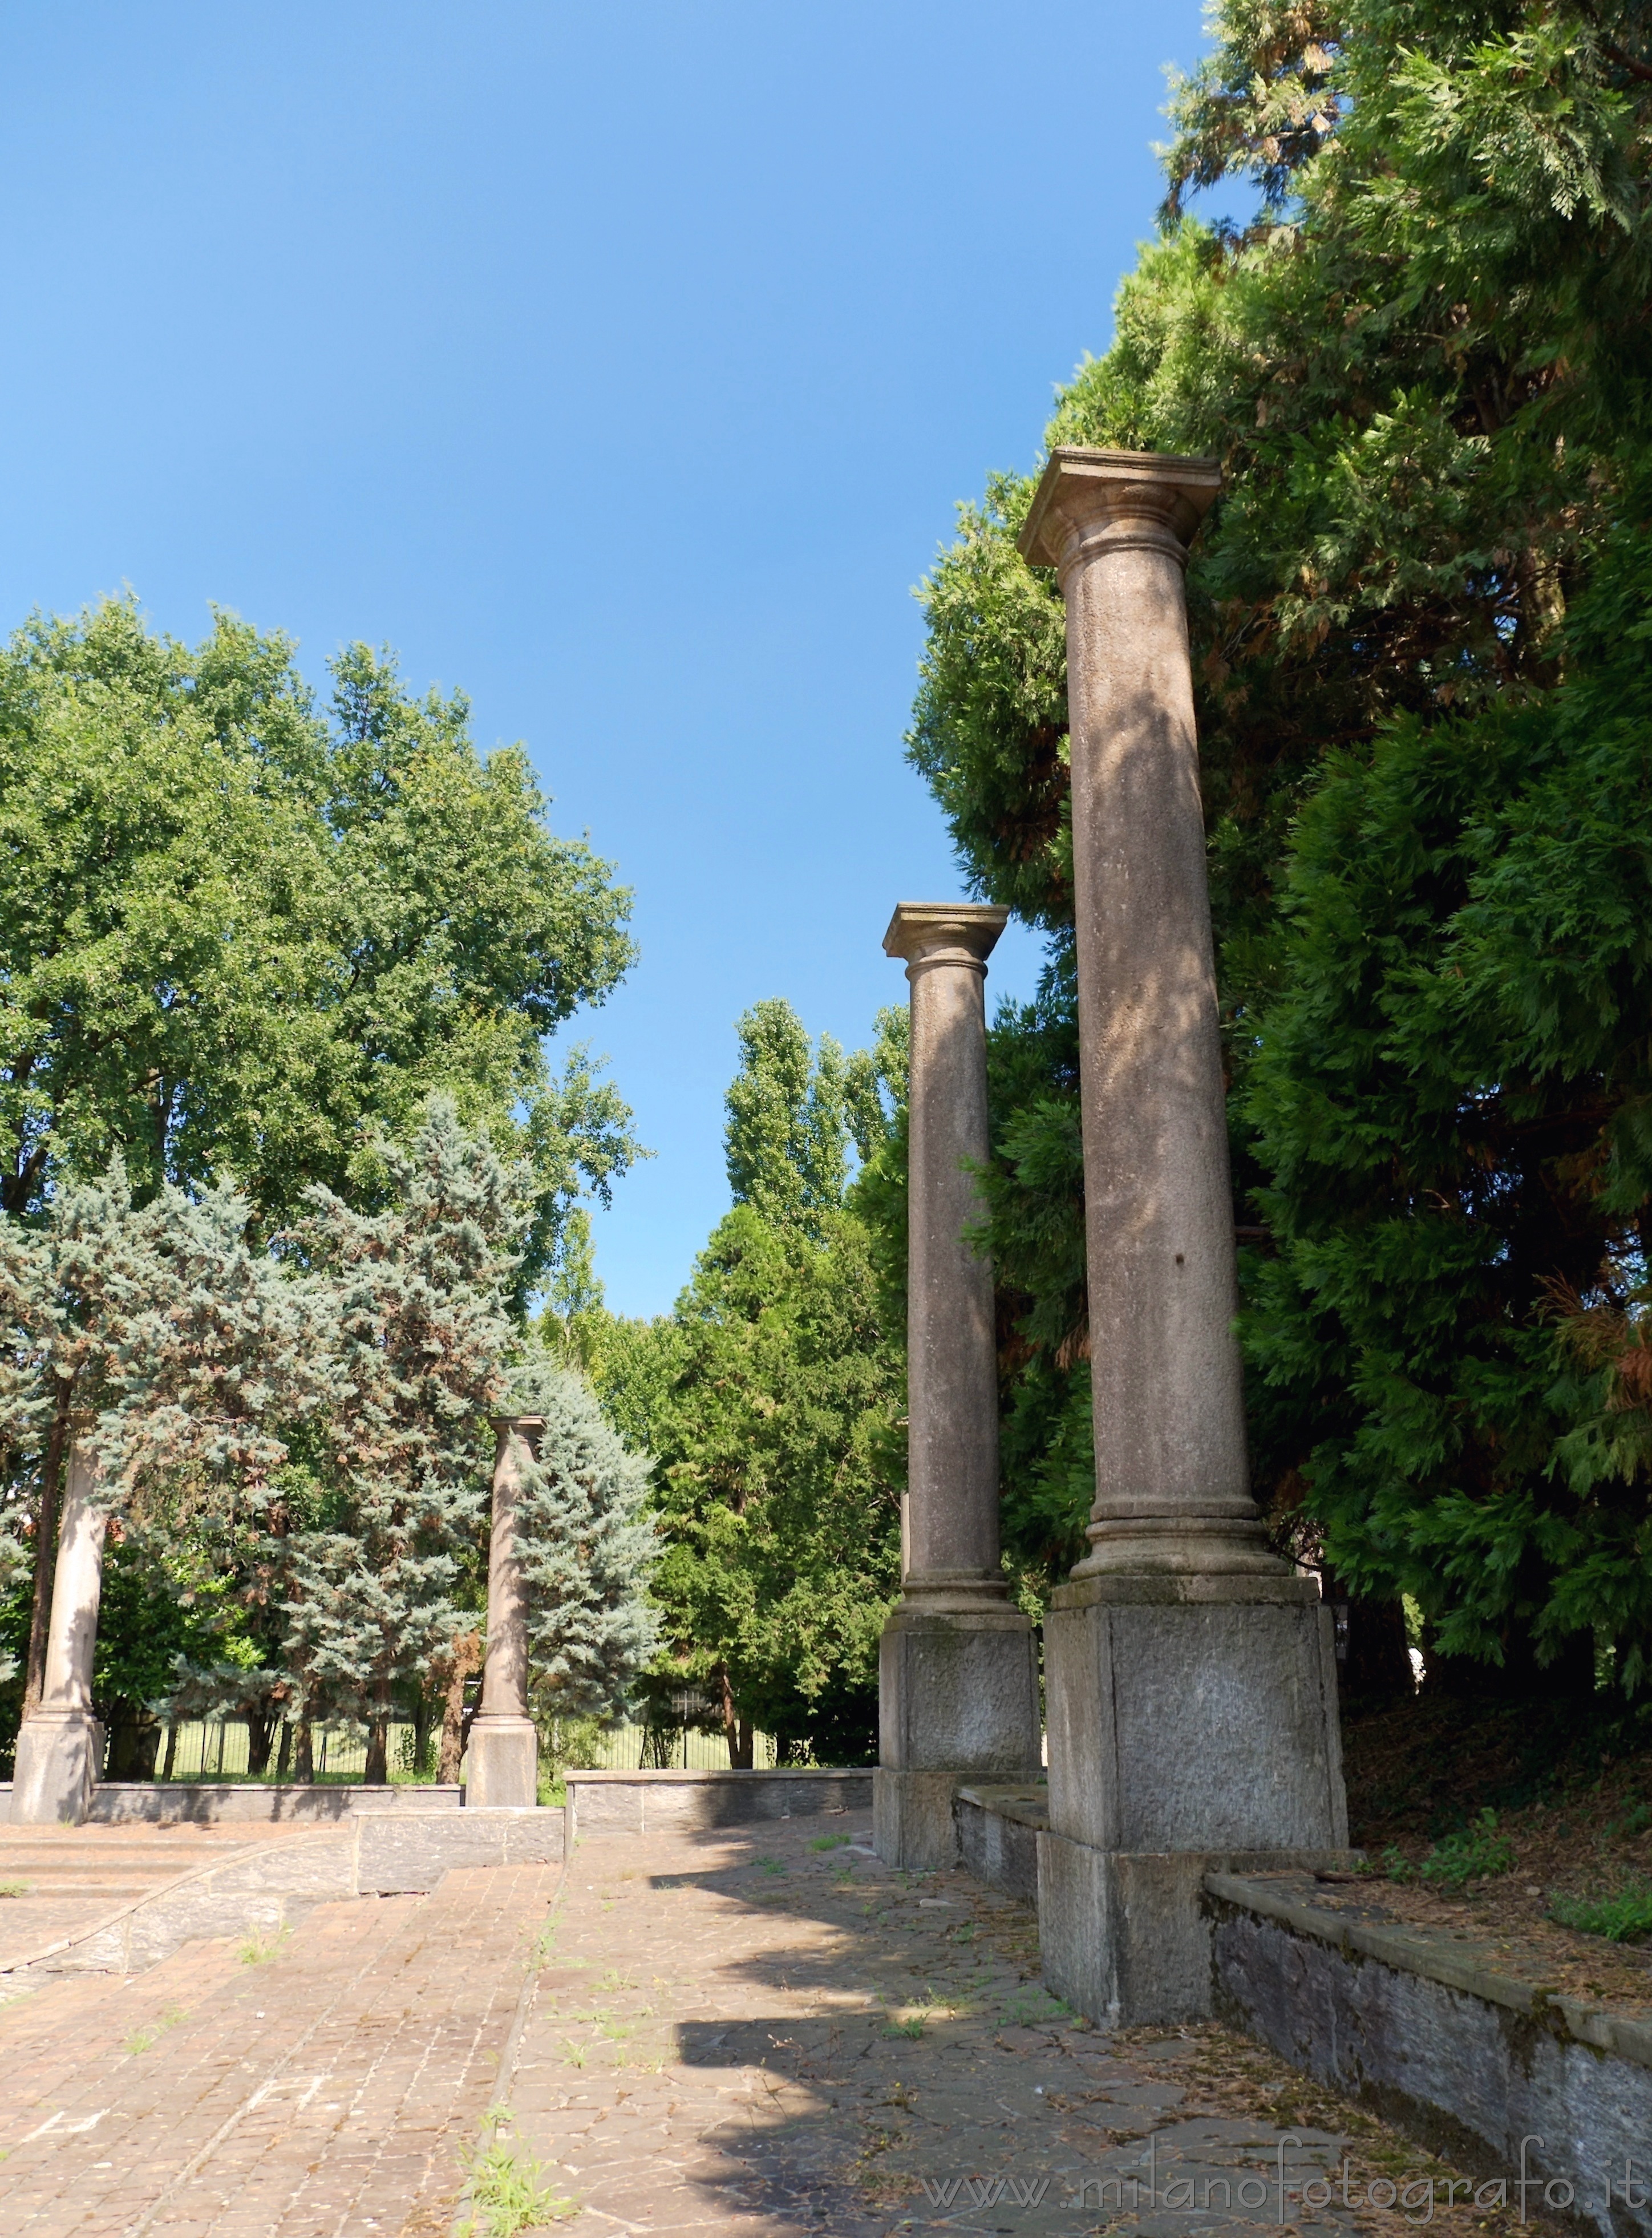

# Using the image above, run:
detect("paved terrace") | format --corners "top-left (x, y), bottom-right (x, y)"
top-left (0, 1806), bottom-right (1513, 2238)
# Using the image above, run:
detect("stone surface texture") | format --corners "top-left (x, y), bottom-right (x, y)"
top-left (1019, 449), bottom-right (1349, 2024)
top-left (0, 1861), bottom-right (556, 2236)
top-left (11, 1440), bottom-right (107, 1827)
top-left (468, 1413), bottom-right (542, 1808)
top-left (0, 1806), bottom-right (1531, 2238)
top-left (876, 903), bottom-right (1040, 1869)
top-left (1209, 1869), bottom-right (1652, 2237)
top-left (568, 1767), bottom-right (872, 1838)
top-left (503, 1806), bottom-right (1501, 2238)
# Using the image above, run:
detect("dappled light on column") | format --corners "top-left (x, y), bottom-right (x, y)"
top-left (11, 1434), bottom-right (108, 1825)
top-left (1018, 448), bottom-right (1350, 2025)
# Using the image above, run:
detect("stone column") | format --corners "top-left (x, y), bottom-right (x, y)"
top-left (465, 1415), bottom-right (542, 1809)
top-left (873, 904), bottom-right (1041, 1869)
top-left (1018, 448), bottom-right (1348, 2022)
top-left (11, 1434), bottom-right (108, 1824)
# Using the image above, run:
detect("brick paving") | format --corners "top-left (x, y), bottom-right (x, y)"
top-left (0, 1862), bottom-right (557, 2236)
top-left (507, 1809), bottom-right (1508, 2238)
top-left (0, 1808), bottom-right (1515, 2238)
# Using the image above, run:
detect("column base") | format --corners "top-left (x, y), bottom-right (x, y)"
top-left (464, 1715), bottom-right (538, 1809)
top-left (876, 1603), bottom-right (1041, 1869)
top-left (1038, 1571), bottom-right (1349, 2022)
top-left (11, 1709), bottom-right (104, 1824)
top-left (1036, 1833), bottom-right (1359, 2026)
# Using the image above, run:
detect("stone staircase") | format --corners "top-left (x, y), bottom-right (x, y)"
top-left (0, 1807), bottom-right (566, 1986)
top-left (0, 1820), bottom-right (351, 1983)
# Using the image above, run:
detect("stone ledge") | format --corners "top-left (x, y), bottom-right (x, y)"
top-left (954, 1784), bottom-right (1048, 1907)
top-left (1206, 1871), bottom-right (1652, 2065)
top-left (0, 1781), bottom-right (466, 1825)
top-left (567, 1767), bottom-right (872, 1837)
top-left (1207, 1871), bottom-right (1652, 2235)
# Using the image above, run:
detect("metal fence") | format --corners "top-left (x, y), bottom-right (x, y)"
top-left (144, 1717), bottom-right (775, 1782)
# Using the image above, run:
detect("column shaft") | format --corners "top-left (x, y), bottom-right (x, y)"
top-left (902, 916), bottom-right (1004, 1597)
top-left (466, 1414), bottom-right (541, 1808)
top-left (874, 903), bottom-right (1041, 1871)
top-left (41, 1440), bottom-right (107, 1710)
top-left (1025, 450), bottom-right (1270, 1576)
top-left (11, 1434), bottom-right (107, 1823)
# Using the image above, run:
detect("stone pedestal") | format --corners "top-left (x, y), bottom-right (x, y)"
top-left (11, 1438), bottom-right (107, 1826)
top-left (467, 1415), bottom-right (541, 1810)
top-left (876, 1603), bottom-right (1042, 1868)
top-left (1019, 450), bottom-right (1349, 2019)
top-left (874, 905), bottom-right (1041, 1869)
top-left (1036, 1574), bottom-right (1347, 2022)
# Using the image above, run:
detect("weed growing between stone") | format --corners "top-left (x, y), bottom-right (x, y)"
top-left (122, 2005), bottom-right (187, 2055)
top-left (236, 1924), bottom-right (291, 1966)
top-left (809, 1833), bottom-right (850, 1851)
top-left (455, 2124), bottom-right (572, 2236)
top-left (0, 1880), bottom-right (30, 1898)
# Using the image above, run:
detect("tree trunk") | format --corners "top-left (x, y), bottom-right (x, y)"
top-left (365, 1692), bottom-right (390, 1786)
top-left (22, 1386), bottom-right (72, 1715)
top-left (412, 1694), bottom-right (434, 1776)
top-left (437, 1632), bottom-right (481, 1784)
top-left (720, 1669), bottom-right (754, 1770)
top-left (246, 1712), bottom-right (275, 1777)
top-left (294, 1719), bottom-right (314, 1782)
top-left (275, 1718), bottom-right (292, 1779)
top-left (161, 1721), bottom-right (179, 1780)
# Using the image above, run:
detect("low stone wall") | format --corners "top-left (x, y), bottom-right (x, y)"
top-left (0, 1780), bottom-right (465, 1824)
top-left (568, 1767), bottom-right (872, 1838)
top-left (1207, 1871), bottom-right (1652, 2237)
top-left (954, 1783), bottom-right (1046, 1906)
top-left (356, 1807), bottom-right (562, 1892)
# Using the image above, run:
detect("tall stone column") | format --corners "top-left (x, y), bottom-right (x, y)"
top-left (465, 1414), bottom-right (542, 1809)
top-left (12, 1433), bottom-right (108, 1824)
top-left (874, 904), bottom-right (1041, 1869)
top-left (1018, 449), bottom-right (1348, 2022)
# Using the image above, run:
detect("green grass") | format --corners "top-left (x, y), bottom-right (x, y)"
top-left (123, 2003), bottom-right (187, 2055)
top-left (808, 1833), bottom-right (850, 1852)
top-left (753, 1856), bottom-right (785, 1877)
top-left (0, 1880), bottom-right (30, 1899)
top-left (884, 2012), bottom-right (928, 2038)
top-left (1549, 1882), bottom-right (1652, 1942)
top-left (455, 2130), bottom-right (573, 2236)
top-left (1418, 1809), bottom-right (1516, 1891)
top-left (236, 1924), bottom-right (292, 1966)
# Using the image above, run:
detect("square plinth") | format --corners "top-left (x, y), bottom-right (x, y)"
top-left (876, 1605), bottom-right (1041, 1869)
top-left (464, 1715), bottom-right (538, 1810)
top-left (11, 1709), bottom-right (105, 1824)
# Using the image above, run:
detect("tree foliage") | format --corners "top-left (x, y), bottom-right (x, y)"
top-left (902, 0), bottom-right (1652, 1678)
top-left (591, 1001), bottom-right (904, 1763)
top-left (505, 1354), bottom-right (659, 1722)
top-left (0, 600), bottom-right (637, 1298)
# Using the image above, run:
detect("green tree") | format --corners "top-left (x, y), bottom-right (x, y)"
top-left (592, 1002), bottom-right (904, 1766)
top-left (277, 1096), bottom-right (519, 1780)
top-left (0, 600), bottom-right (637, 1300)
top-left (504, 1355), bottom-right (659, 1723)
top-left (899, 0), bottom-right (1652, 1685)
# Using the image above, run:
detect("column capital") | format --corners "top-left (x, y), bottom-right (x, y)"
top-left (883, 901), bottom-right (1008, 969)
top-left (489, 1413), bottom-right (546, 1435)
top-left (1019, 446), bottom-right (1221, 579)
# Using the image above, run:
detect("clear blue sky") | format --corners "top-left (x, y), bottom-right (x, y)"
top-left (0, 3), bottom-right (1218, 1318)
